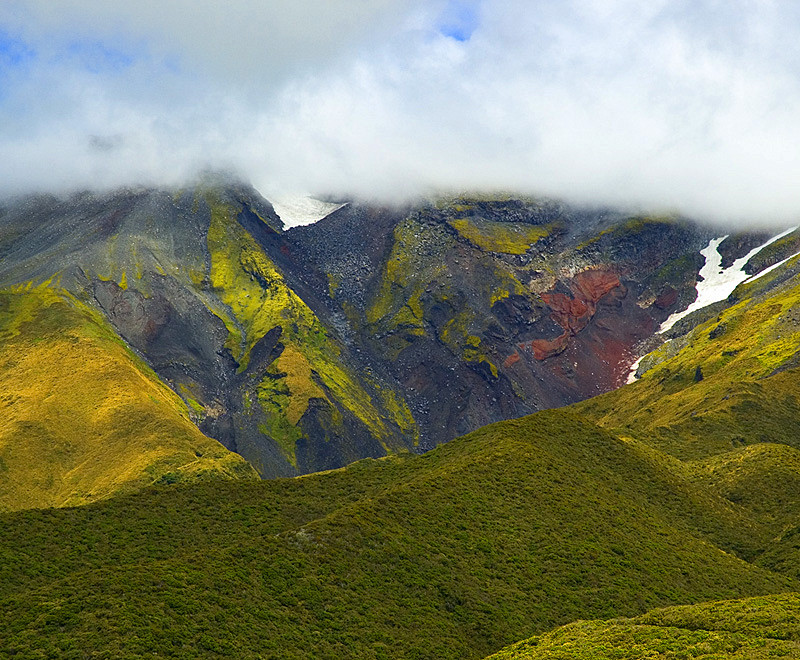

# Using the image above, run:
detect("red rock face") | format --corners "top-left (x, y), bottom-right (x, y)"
top-left (503, 351), bottom-right (521, 368)
top-left (529, 333), bottom-right (570, 360)
top-left (526, 269), bottom-right (622, 362)
top-left (573, 269), bottom-right (621, 303)
top-left (654, 287), bottom-right (678, 310)
top-left (541, 293), bottom-right (591, 333)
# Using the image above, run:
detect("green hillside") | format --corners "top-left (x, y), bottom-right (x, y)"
top-left (0, 284), bottom-right (257, 511)
top-left (0, 409), bottom-right (794, 658)
top-left (487, 593), bottom-right (800, 660)
top-left (484, 592), bottom-right (800, 659)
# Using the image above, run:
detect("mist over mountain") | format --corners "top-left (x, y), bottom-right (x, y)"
top-left (3, 1), bottom-right (800, 223)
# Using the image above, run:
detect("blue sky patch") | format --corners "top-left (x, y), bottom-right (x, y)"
top-left (437, 0), bottom-right (480, 42)
top-left (0, 29), bottom-right (36, 67)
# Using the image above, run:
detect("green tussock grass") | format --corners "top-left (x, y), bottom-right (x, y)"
top-left (0, 409), bottom-right (793, 658)
top-left (686, 443), bottom-right (800, 529)
top-left (0, 284), bottom-right (257, 512)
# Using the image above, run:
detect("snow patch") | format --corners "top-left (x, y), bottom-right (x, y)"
top-left (660, 226), bottom-right (798, 333)
top-left (268, 195), bottom-right (346, 229)
top-left (625, 356), bottom-right (643, 385)
top-left (626, 225), bottom-right (798, 383)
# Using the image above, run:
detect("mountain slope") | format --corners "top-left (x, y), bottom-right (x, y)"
top-left (0, 408), bottom-right (794, 658)
top-left (0, 182), bottom-right (417, 478)
top-left (290, 201), bottom-right (715, 451)
top-left (0, 284), bottom-right (256, 511)
top-left (485, 593), bottom-right (800, 660)
top-left (577, 252), bottom-right (800, 464)
top-left (2, 182), bottom-right (797, 482)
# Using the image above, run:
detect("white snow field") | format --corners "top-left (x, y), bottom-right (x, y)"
top-left (268, 195), bottom-right (347, 229)
top-left (660, 226), bottom-right (798, 333)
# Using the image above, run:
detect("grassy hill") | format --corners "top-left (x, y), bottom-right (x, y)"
top-left (0, 408), bottom-right (794, 658)
top-left (0, 284), bottom-right (257, 511)
top-left (484, 592), bottom-right (800, 659)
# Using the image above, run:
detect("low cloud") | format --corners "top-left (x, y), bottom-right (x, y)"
top-left (1, 0), bottom-right (800, 225)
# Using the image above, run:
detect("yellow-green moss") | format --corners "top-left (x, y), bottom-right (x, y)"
top-left (369, 381), bottom-right (419, 446)
top-left (177, 384), bottom-right (206, 418)
top-left (366, 219), bottom-right (451, 328)
top-left (448, 218), bottom-right (551, 254)
top-left (327, 273), bottom-right (342, 297)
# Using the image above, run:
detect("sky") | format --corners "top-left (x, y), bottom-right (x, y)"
top-left (1, 0), bottom-right (799, 224)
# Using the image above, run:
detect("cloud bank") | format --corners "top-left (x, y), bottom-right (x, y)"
top-left (1, 0), bottom-right (800, 224)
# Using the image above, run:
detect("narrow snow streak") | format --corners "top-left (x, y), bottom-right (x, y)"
top-left (269, 196), bottom-right (347, 229)
top-left (626, 226), bottom-right (798, 383)
top-left (660, 226), bottom-right (798, 333)
top-left (625, 356), bottom-right (643, 385)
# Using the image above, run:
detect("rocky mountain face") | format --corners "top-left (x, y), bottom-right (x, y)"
top-left (2, 179), bottom-right (796, 478)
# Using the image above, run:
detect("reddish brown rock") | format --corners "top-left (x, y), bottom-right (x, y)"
top-left (503, 352), bottom-right (521, 368)
top-left (530, 332), bottom-right (569, 360)
top-left (573, 269), bottom-right (621, 303)
top-left (654, 287), bottom-right (678, 310)
top-left (533, 268), bottom-right (621, 361)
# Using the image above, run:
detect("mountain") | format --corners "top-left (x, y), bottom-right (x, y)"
top-left (4, 181), bottom-right (800, 656)
top-left (3, 179), bottom-right (775, 484)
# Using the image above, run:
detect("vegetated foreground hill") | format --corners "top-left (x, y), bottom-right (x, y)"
top-left (0, 408), bottom-right (797, 659)
top-left (574, 241), bottom-right (800, 547)
top-left (0, 283), bottom-right (257, 511)
top-left (484, 593), bottom-right (800, 659)
top-left (7, 178), bottom-right (798, 482)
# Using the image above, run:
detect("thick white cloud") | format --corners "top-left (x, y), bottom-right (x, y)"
top-left (2, 0), bottom-right (800, 224)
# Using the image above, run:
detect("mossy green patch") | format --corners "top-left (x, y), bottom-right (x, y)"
top-left (177, 384), bottom-right (206, 418)
top-left (490, 267), bottom-right (527, 306)
top-left (366, 217), bottom-right (452, 329)
top-left (256, 346), bottom-right (327, 467)
top-left (448, 218), bottom-right (552, 254)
